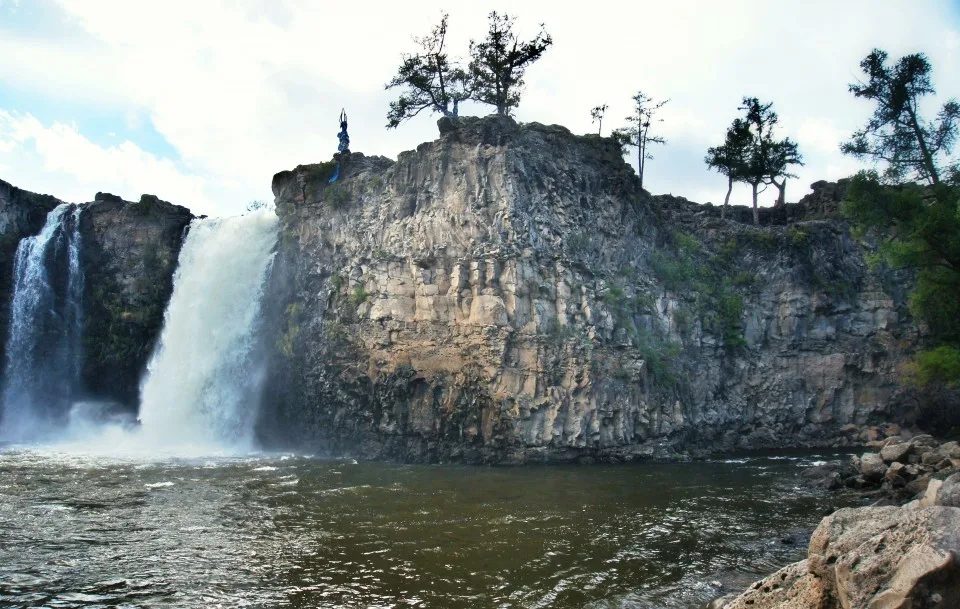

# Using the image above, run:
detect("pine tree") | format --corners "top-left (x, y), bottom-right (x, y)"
top-left (468, 12), bottom-right (552, 116)
top-left (385, 14), bottom-right (472, 128)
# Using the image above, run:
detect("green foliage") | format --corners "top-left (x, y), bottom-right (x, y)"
top-left (634, 328), bottom-right (681, 388)
top-left (469, 12), bottom-right (553, 116)
top-left (544, 318), bottom-right (574, 345)
top-left (841, 49), bottom-right (960, 395)
top-left (787, 226), bottom-right (811, 246)
top-left (650, 250), bottom-right (699, 292)
top-left (590, 104), bottom-right (608, 136)
top-left (385, 13), bottom-right (472, 128)
top-left (350, 286), bottom-right (370, 306)
top-left (331, 271), bottom-right (345, 295)
top-left (710, 98), bottom-right (803, 222)
top-left (705, 118), bottom-right (753, 210)
top-left (842, 49), bottom-right (958, 186)
top-left (324, 183), bottom-right (350, 209)
top-left (276, 302), bottom-right (303, 359)
top-left (602, 285), bottom-right (626, 306)
top-left (648, 230), bottom-right (749, 350)
top-left (302, 161), bottom-right (339, 185)
top-left (911, 346), bottom-right (960, 388)
top-left (714, 288), bottom-right (746, 348)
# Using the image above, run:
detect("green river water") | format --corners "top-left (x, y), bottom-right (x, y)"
top-left (0, 448), bottom-right (856, 608)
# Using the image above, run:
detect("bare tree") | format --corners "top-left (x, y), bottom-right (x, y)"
top-left (591, 104), bottom-right (608, 135)
top-left (612, 91), bottom-right (669, 191)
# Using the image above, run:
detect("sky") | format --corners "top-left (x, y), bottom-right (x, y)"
top-left (1, 0), bottom-right (959, 217)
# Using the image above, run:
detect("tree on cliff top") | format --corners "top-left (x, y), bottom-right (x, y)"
top-left (385, 13), bottom-right (473, 128)
top-left (468, 12), bottom-right (552, 116)
top-left (705, 118), bottom-right (752, 219)
top-left (612, 91), bottom-right (669, 192)
top-left (718, 97), bottom-right (802, 225)
top-left (841, 49), bottom-right (960, 408)
top-left (842, 49), bottom-right (958, 186)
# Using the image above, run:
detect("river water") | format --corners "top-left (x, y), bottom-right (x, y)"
top-left (0, 448), bottom-right (855, 608)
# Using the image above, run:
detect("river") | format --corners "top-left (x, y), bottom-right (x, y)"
top-left (0, 448), bottom-right (854, 608)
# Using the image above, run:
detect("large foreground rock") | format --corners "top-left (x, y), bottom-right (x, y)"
top-left (720, 505), bottom-right (960, 608)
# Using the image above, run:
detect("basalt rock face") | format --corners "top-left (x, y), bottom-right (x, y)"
top-left (266, 115), bottom-right (919, 463)
top-left (0, 179), bottom-right (62, 377)
top-left (79, 193), bottom-right (193, 409)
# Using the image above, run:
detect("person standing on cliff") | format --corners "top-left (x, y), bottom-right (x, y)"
top-left (329, 109), bottom-right (350, 184)
top-left (337, 109), bottom-right (350, 154)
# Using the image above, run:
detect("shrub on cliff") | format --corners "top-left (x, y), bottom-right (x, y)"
top-left (841, 49), bottom-right (960, 423)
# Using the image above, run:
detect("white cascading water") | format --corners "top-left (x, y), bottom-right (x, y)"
top-left (137, 210), bottom-right (278, 453)
top-left (1, 203), bottom-right (85, 441)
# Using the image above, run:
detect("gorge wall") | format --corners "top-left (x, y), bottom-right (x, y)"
top-left (78, 193), bottom-right (193, 408)
top-left (0, 185), bottom-right (192, 416)
top-left (263, 115), bottom-right (919, 463)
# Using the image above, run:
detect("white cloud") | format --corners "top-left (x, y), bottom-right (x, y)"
top-left (0, 0), bottom-right (957, 213)
top-left (0, 110), bottom-right (212, 210)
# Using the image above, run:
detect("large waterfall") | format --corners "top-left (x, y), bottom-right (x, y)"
top-left (137, 211), bottom-right (278, 453)
top-left (0, 204), bottom-right (85, 441)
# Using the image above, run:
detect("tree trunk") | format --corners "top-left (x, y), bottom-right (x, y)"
top-left (638, 141), bottom-right (644, 191)
top-left (751, 183), bottom-right (759, 225)
top-left (773, 179), bottom-right (786, 207)
top-left (722, 176), bottom-right (733, 220)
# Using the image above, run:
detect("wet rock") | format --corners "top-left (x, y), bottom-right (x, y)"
top-left (860, 452), bottom-right (887, 482)
top-left (721, 560), bottom-right (827, 609)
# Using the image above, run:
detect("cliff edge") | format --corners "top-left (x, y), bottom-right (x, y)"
top-left (264, 115), bottom-right (919, 463)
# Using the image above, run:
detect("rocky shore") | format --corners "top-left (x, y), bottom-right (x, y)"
top-left (709, 434), bottom-right (960, 608)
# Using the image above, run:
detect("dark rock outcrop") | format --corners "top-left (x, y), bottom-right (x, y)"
top-left (79, 193), bottom-right (193, 408)
top-left (264, 115), bottom-right (920, 463)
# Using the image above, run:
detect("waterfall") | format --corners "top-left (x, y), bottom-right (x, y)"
top-left (0, 204), bottom-right (86, 441)
top-left (137, 210), bottom-right (278, 453)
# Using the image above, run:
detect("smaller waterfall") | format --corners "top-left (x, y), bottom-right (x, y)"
top-left (0, 204), bottom-right (86, 441)
top-left (137, 211), bottom-right (278, 453)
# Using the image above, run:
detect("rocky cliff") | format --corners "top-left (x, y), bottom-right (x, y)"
top-left (263, 115), bottom-right (919, 463)
top-left (79, 193), bottom-right (193, 408)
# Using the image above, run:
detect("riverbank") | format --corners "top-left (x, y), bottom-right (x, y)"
top-left (709, 433), bottom-right (960, 608)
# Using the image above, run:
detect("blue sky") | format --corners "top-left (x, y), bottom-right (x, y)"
top-left (2, 0), bottom-right (959, 216)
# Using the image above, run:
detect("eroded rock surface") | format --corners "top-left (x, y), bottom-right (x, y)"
top-left (719, 505), bottom-right (960, 609)
top-left (264, 115), bottom-right (920, 463)
top-left (79, 193), bottom-right (193, 408)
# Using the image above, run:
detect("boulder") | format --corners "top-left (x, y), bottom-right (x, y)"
top-left (860, 452), bottom-right (887, 481)
top-left (721, 560), bottom-right (827, 609)
top-left (880, 441), bottom-right (911, 463)
top-left (722, 505), bottom-right (960, 608)
top-left (937, 473), bottom-right (960, 508)
top-left (920, 479), bottom-right (944, 508)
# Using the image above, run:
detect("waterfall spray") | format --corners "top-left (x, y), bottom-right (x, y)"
top-left (0, 204), bottom-right (86, 441)
top-left (137, 210), bottom-right (278, 453)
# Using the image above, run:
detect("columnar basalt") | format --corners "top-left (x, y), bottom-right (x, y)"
top-left (264, 116), bottom-right (919, 463)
